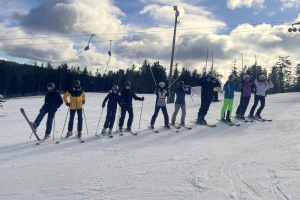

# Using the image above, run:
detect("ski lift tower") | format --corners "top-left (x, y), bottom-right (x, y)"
top-left (167, 5), bottom-right (180, 103)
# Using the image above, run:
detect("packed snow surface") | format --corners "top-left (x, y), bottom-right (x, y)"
top-left (1, 92), bottom-right (300, 199)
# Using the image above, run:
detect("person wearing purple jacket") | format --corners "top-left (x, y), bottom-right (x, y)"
top-left (235, 75), bottom-right (254, 120)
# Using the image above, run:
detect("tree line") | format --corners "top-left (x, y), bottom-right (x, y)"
top-left (0, 57), bottom-right (300, 96)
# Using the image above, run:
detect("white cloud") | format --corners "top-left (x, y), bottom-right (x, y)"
top-left (227, 0), bottom-right (265, 10)
top-left (253, 11), bottom-right (259, 16)
top-left (280, 0), bottom-right (300, 11)
top-left (266, 11), bottom-right (275, 17)
top-left (0, 57), bottom-right (7, 61)
top-left (12, 0), bottom-right (129, 37)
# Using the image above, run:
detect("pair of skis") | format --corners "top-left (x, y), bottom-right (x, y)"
top-left (148, 125), bottom-right (179, 133)
top-left (247, 116), bottom-right (272, 122)
top-left (190, 120), bottom-right (217, 127)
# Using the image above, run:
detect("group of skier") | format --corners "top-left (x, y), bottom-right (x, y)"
top-left (27, 73), bottom-right (274, 140)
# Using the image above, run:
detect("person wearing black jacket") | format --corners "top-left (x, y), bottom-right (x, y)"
top-left (118, 81), bottom-right (144, 131)
top-left (150, 82), bottom-right (170, 129)
top-left (31, 83), bottom-right (63, 139)
top-left (196, 75), bottom-right (221, 124)
top-left (102, 85), bottom-right (120, 134)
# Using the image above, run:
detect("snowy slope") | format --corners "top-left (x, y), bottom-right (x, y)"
top-left (1, 92), bottom-right (300, 199)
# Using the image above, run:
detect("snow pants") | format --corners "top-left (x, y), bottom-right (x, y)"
top-left (198, 97), bottom-right (212, 117)
top-left (119, 104), bottom-right (133, 128)
top-left (212, 91), bottom-right (219, 101)
top-left (249, 95), bottom-right (265, 116)
top-left (68, 109), bottom-right (82, 132)
top-left (151, 106), bottom-right (169, 126)
top-left (34, 107), bottom-right (55, 135)
top-left (221, 98), bottom-right (234, 119)
top-left (103, 108), bottom-right (117, 129)
top-left (171, 104), bottom-right (186, 123)
top-left (236, 96), bottom-right (251, 116)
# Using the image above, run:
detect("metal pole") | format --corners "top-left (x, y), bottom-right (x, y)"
top-left (95, 108), bottom-right (104, 135)
top-left (61, 108), bottom-right (70, 138)
top-left (149, 66), bottom-right (157, 86)
top-left (138, 101), bottom-right (144, 131)
top-left (83, 108), bottom-right (89, 135)
top-left (167, 6), bottom-right (179, 103)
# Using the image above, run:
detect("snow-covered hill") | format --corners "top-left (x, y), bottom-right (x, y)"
top-left (1, 92), bottom-right (300, 199)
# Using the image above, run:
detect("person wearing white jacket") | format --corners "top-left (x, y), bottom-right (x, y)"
top-left (248, 75), bottom-right (274, 119)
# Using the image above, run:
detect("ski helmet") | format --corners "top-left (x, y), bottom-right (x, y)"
top-left (158, 82), bottom-right (165, 88)
top-left (178, 81), bottom-right (184, 87)
top-left (124, 81), bottom-right (131, 89)
top-left (112, 85), bottom-right (118, 90)
top-left (228, 75), bottom-right (234, 80)
top-left (73, 80), bottom-right (81, 87)
top-left (206, 75), bottom-right (211, 80)
top-left (47, 83), bottom-right (55, 92)
top-left (47, 83), bottom-right (55, 88)
top-left (243, 75), bottom-right (250, 80)
top-left (259, 75), bottom-right (265, 81)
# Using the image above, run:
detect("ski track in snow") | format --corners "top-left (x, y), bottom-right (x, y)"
top-left (1, 92), bottom-right (300, 199)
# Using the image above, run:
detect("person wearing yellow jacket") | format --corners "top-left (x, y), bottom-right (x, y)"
top-left (63, 80), bottom-right (86, 138)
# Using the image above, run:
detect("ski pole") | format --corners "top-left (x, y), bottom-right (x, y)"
top-left (191, 87), bottom-right (201, 97)
top-left (61, 108), bottom-right (69, 138)
top-left (83, 108), bottom-right (89, 135)
top-left (116, 106), bottom-right (121, 132)
top-left (138, 101), bottom-right (144, 131)
top-left (95, 107), bottom-right (104, 135)
top-left (29, 131), bottom-right (34, 140)
top-left (53, 114), bottom-right (56, 140)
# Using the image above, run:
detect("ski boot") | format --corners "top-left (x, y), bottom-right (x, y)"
top-left (240, 115), bottom-right (246, 120)
top-left (30, 122), bottom-right (37, 131)
top-left (165, 124), bottom-right (170, 129)
top-left (118, 127), bottom-right (123, 132)
top-left (171, 121), bottom-right (175, 126)
top-left (248, 114), bottom-right (254, 119)
top-left (225, 111), bottom-right (231, 123)
top-left (180, 121), bottom-right (185, 126)
top-left (202, 118), bottom-right (207, 125)
top-left (150, 124), bottom-right (154, 129)
top-left (226, 118), bottom-right (232, 123)
top-left (66, 131), bottom-right (73, 138)
top-left (44, 134), bottom-right (51, 140)
top-left (78, 131), bottom-right (82, 138)
top-left (235, 114), bottom-right (241, 118)
top-left (108, 128), bottom-right (112, 134)
top-left (196, 116), bottom-right (203, 124)
top-left (220, 118), bottom-right (226, 122)
top-left (255, 114), bottom-right (261, 119)
top-left (125, 126), bottom-right (131, 132)
top-left (102, 128), bottom-right (107, 134)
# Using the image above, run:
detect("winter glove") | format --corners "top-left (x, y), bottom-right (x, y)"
top-left (141, 97), bottom-right (145, 101)
top-left (102, 103), bottom-right (105, 108)
top-left (66, 103), bottom-right (70, 107)
top-left (82, 100), bottom-right (85, 105)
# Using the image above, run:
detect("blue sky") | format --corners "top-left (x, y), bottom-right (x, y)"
top-left (0, 0), bottom-right (300, 78)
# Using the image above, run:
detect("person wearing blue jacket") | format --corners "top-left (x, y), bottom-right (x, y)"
top-left (171, 81), bottom-right (191, 126)
top-left (221, 75), bottom-right (239, 122)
